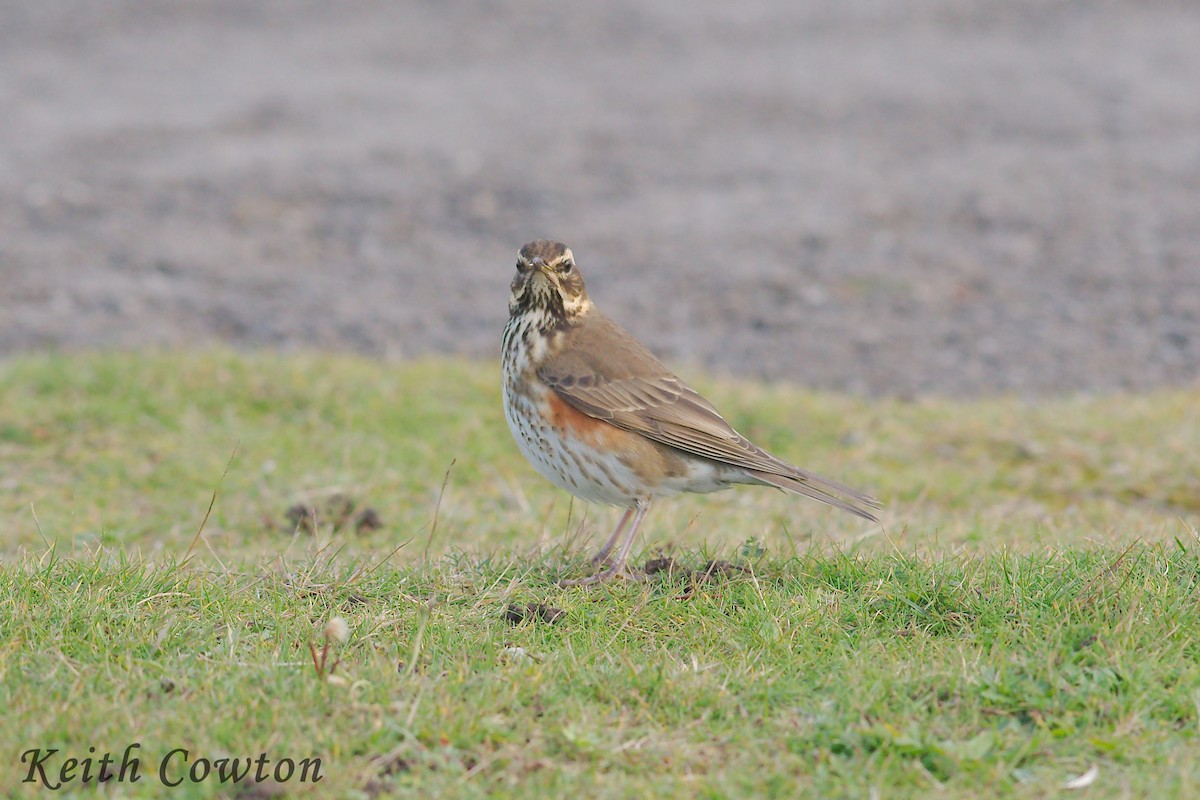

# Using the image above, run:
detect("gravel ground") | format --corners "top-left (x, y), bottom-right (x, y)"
top-left (2, 1), bottom-right (1198, 396)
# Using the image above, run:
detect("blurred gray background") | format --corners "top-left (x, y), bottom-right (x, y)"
top-left (2, 0), bottom-right (1197, 396)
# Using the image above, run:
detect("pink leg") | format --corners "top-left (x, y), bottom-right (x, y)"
top-left (590, 506), bottom-right (635, 566)
top-left (561, 500), bottom-right (652, 587)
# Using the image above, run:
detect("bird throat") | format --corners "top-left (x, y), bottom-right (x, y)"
top-left (504, 302), bottom-right (568, 372)
top-left (504, 293), bottom-right (587, 384)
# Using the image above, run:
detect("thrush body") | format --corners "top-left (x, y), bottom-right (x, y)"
top-left (501, 240), bottom-right (879, 586)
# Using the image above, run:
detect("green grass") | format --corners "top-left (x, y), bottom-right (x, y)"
top-left (1, 351), bottom-right (1198, 798)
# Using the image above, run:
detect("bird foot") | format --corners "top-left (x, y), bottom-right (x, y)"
top-left (559, 563), bottom-right (647, 588)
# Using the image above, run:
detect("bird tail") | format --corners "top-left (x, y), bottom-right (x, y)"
top-left (745, 469), bottom-right (882, 523)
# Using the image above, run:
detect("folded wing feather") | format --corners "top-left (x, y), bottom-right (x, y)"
top-left (538, 313), bottom-right (880, 520)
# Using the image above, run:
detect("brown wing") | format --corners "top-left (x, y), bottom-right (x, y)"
top-left (538, 311), bottom-right (881, 521)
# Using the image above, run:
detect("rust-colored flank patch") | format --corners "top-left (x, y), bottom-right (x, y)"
top-left (544, 390), bottom-right (616, 444)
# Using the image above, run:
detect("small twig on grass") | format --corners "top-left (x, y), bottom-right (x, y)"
top-left (401, 601), bottom-right (432, 676)
top-left (422, 459), bottom-right (456, 565)
top-left (350, 537), bottom-right (415, 584)
top-left (30, 503), bottom-right (51, 550)
top-left (561, 497), bottom-right (603, 563)
top-left (1180, 516), bottom-right (1199, 545)
top-left (1075, 538), bottom-right (1141, 610)
top-left (184, 443), bottom-right (240, 562)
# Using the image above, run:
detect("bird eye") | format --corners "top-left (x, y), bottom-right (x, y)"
top-left (561, 260), bottom-right (574, 273)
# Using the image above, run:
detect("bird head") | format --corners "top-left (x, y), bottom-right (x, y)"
top-left (509, 240), bottom-right (591, 320)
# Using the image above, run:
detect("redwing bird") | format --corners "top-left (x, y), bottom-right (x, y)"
top-left (501, 240), bottom-right (880, 586)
